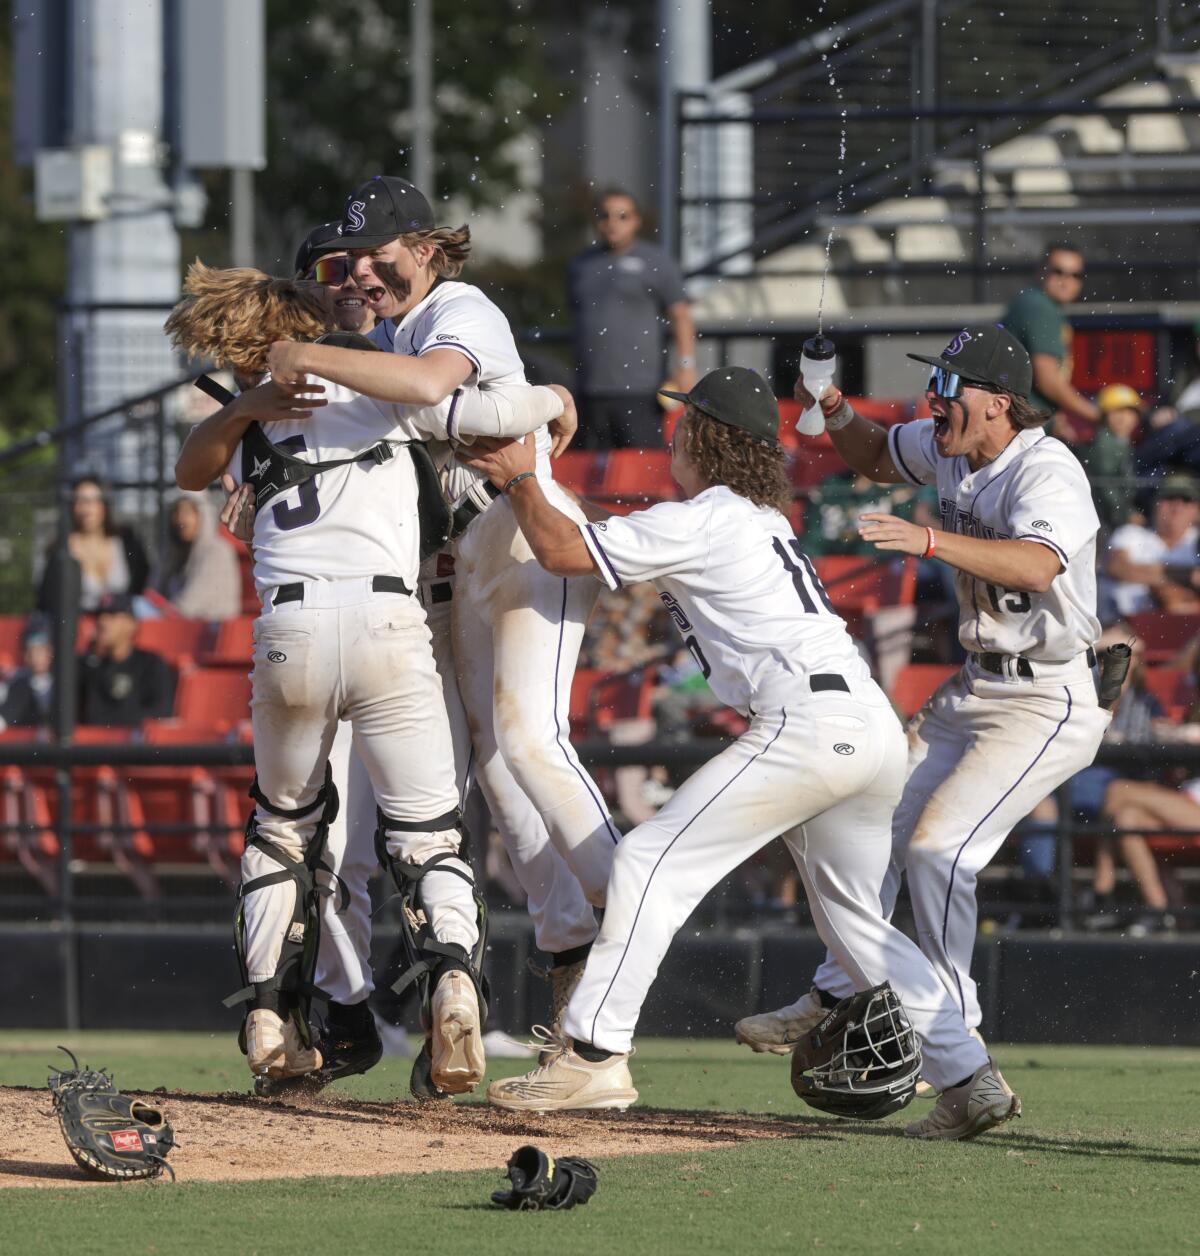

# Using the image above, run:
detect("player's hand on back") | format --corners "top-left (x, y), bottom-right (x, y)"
top-left (857, 512), bottom-right (927, 556)
top-left (546, 385), bottom-right (578, 457)
top-left (220, 473), bottom-right (257, 543)
top-left (265, 340), bottom-right (314, 386)
top-left (462, 432), bottom-right (537, 490)
top-left (239, 376), bottom-right (327, 422)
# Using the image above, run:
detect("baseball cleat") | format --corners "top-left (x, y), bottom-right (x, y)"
top-left (430, 970), bottom-right (485, 1095)
top-left (734, 989), bottom-right (827, 1055)
top-left (915, 1027), bottom-right (988, 1098)
top-left (245, 1009), bottom-right (323, 1081)
top-left (903, 1056), bottom-right (1022, 1141)
top-left (487, 1029), bottom-right (638, 1113)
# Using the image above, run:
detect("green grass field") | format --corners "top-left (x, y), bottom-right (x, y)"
top-left (1, 1032), bottom-right (1197, 1256)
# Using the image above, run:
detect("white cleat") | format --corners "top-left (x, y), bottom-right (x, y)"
top-left (430, 970), bottom-right (485, 1095)
top-left (246, 1009), bottom-right (322, 1080)
top-left (487, 1030), bottom-right (638, 1113)
top-left (734, 990), bottom-right (827, 1055)
top-left (904, 1056), bottom-right (1022, 1141)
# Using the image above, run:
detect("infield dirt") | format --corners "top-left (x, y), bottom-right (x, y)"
top-left (0, 1085), bottom-right (805, 1188)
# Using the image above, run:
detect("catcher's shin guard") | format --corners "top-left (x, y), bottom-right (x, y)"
top-left (225, 765), bottom-right (346, 1050)
top-left (374, 807), bottom-right (490, 1029)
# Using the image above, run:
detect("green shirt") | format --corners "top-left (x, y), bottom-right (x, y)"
top-left (802, 477), bottom-right (937, 557)
top-left (1001, 286), bottom-right (1072, 411)
top-left (1079, 427), bottom-right (1134, 529)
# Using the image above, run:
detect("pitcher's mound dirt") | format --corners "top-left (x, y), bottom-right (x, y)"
top-left (0, 1086), bottom-right (811, 1188)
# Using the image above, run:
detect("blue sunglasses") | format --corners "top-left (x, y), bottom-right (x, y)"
top-left (927, 367), bottom-right (997, 399)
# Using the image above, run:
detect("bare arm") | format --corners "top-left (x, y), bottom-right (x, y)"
top-left (859, 512), bottom-right (1063, 593)
top-left (795, 379), bottom-right (905, 483)
top-left (1032, 353), bottom-right (1101, 423)
top-left (1106, 546), bottom-right (1165, 586)
top-left (175, 379), bottom-right (326, 490)
top-left (268, 341), bottom-right (474, 407)
top-left (460, 434), bottom-right (599, 577)
top-left (666, 300), bottom-right (697, 390)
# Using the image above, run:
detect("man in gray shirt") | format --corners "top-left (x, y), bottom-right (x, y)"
top-left (568, 188), bottom-right (697, 449)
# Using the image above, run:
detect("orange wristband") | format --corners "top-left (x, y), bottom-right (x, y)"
top-left (924, 527), bottom-right (936, 558)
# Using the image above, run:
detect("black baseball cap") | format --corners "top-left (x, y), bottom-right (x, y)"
top-left (661, 367), bottom-right (780, 444)
top-left (1156, 474), bottom-right (1200, 503)
top-left (293, 221), bottom-right (344, 278)
top-left (336, 175), bottom-right (437, 250)
top-left (907, 325), bottom-right (1033, 399)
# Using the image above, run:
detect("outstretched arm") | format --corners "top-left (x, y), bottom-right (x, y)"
top-left (268, 341), bottom-right (473, 407)
top-left (461, 435), bottom-right (598, 578)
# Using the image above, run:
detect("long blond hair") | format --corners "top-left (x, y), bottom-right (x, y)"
top-left (164, 261), bottom-right (329, 381)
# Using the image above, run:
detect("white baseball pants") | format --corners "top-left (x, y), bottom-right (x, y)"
top-left (453, 485), bottom-right (620, 908)
top-left (242, 580), bottom-right (475, 990)
top-left (314, 580), bottom-right (598, 1004)
top-left (562, 681), bottom-right (988, 1092)
top-left (813, 658), bottom-right (1109, 1031)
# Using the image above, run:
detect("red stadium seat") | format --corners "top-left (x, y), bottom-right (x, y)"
top-left (1126, 612), bottom-right (1200, 664)
top-left (790, 444), bottom-right (848, 491)
top-left (552, 451), bottom-right (599, 497)
top-left (570, 667), bottom-right (603, 738)
top-left (174, 668), bottom-right (252, 732)
top-left (596, 451), bottom-right (677, 506)
top-left (1140, 667), bottom-right (1193, 722)
top-left (891, 663), bottom-right (958, 719)
top-left (815, 556), bottom-right (917, 611)
top-left (1, 765), bottom-right (58, 894)
top-left (0, 615), bottom-right (25, 662)
top-left (201, 616), bottom-right (255, 667)
top-left (135, 618), bottom-right (211, 669)
top-left (589, 666), bottom-right (657, 731)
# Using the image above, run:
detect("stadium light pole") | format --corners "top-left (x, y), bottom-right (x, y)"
top-left (658, 0), bottom-right (711, 262)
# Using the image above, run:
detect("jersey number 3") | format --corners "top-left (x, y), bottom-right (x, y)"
top-left (773, 538), bottom-right (835, 614)
top-left (273, 436), bottom-right (322, 531)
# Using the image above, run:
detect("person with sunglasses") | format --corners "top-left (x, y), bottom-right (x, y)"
top-left (567, 187), bottom-right (697, 450)
top-left (1001, 243), bottom-right (1101, 435)
top-left (735, 326), bottom-right (1108, 1133)
top-left (293, 222), bottom-right (378, 337)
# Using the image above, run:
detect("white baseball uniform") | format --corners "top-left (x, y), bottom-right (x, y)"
top-left (377, 282), bottom-right (619, 907)
top-left (232, 376), bottom-right (561, 999)
top-left (813, 421), bottom-right (1110, 1031)
top-left (560, 486), bottom-right (987, 1090)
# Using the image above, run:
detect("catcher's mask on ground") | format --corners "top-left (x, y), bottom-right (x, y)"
top-left (790, 983), bottom-right (921, 1120)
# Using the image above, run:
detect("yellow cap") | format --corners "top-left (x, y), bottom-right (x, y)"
top-left (1097, 383), bottom-right (1144, 414)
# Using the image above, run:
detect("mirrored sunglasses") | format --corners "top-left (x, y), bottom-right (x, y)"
top-left (313, 255), bottom-right (352, 286)
top-left (927, 367), bottom-right (996, 399)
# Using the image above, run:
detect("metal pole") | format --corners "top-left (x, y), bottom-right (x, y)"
top-left (658, 0), bottom-right (677, 260)
top-left (230, 168), bottom-right (255, 267)
top-left (411, 0), bottom-right (434, 197)
top-left (973, 122), bottom-right (988, 305)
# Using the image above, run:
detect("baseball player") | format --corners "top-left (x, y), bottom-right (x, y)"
top-left (467, 368), bottom-right (1019, 1141)
top-left (169, 263), bottom-right (567, 1095)
top-left (267, 179), bottom-right (621, 1007)
top-left (738, 326), bottom-right (1108, 1128)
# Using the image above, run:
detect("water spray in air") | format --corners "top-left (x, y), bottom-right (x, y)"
top-left (798, 21), bottom-right (848, 437)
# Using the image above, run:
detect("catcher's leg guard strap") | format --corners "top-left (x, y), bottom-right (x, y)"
top-left (226, 767), bottom-right (341, 1024)
top-left (374, 809), bottom-right (489, 1020)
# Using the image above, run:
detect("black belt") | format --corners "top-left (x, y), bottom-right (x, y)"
top-left (810, 673), bottom-right (849, 693)
top-left (273, 575), bottom-right (413, 606)
top-left (975, 647), bottom-right (1096, 678)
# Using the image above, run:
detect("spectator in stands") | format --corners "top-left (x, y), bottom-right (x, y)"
top-left (1133, 322), bottom-right (1200, 481)
top-left (78, 593), bottom-right (176, 727)
top-left (568, 187), bottom-right (696, 449)
top-left (38, 476), bottom-right (150, 615)
top-left (1082, 384), bottom-right (1143, 531)
top-left (157, 491), bottom-right (242, 620)
top-left (1104, 474), bottom-right (1200, 619)
top-left (802, 473), bottom-right (937, 556)
top-left (1073, 638), bottom-right (1184, 936)
top-left (1001, 243), bottom-right (1100, 438)
top-left (0, 617), bottom-right (55, 732)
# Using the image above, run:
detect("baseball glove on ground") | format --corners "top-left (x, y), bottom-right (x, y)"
top-left (49, 1048), bottom-right (176, 1181)
top-left (490, 1145), bottom-right (598, 1211)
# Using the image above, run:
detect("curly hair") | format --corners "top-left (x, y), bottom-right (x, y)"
top-left (1005, 392), bottom-right (1053, 430)
top-left (163, 261), bottom-right (329, 381)
top-left (400, 225), bottom-right (472, 278)
top-left (679, 408), bottom-right (793, 516)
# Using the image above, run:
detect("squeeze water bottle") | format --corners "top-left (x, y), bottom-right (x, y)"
top-left (797, 335), bottom-right (837, 436)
